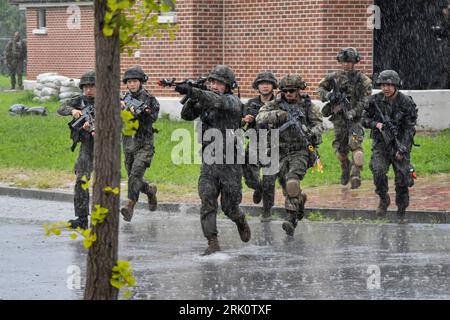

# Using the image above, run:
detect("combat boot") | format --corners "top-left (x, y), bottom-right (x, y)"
top-left (340, 159), bottom-right (351, 186)
top-left (68, 217), bottom-right (88, 230)
top-left (252, 185), bottom-right (263, 204)
top-left (376, 194), bottom-right (391, 217)
top-left (235, 215), bottom-right (251, 242)
top-left (121, 199), bottom-right (136, 222)
top-left (146, 184), bottom-right (158, 211)
top-left (282, 213), bottom-right (297, 237)
top-left (201, 236), bottom-right (221, 256)
top-left (297, 192), bottom-right (307, 221)
top-left (396, 207), bottom-right (408, 224)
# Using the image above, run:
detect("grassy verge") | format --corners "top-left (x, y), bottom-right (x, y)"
top-left (1, 89), bottom-right (450, 194)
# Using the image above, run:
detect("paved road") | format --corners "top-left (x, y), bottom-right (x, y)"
top-left (0, 195), bottom-right (449, 300)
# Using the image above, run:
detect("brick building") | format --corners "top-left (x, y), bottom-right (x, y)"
top-left (11, 0), bottom-right (450, 97)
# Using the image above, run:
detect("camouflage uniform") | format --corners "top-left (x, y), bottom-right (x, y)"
top-left (120, 67), bottom-right (160, 222)
top-left (4, 33), bottom-right (26, 90)
top-left (362, 70), bottom-right (418, 223)
top-left (256, 75), bottom-right (323, 236)
top-left (179, 65), bottom-right (251, 255)
top-left (242, 72), bottom-right (278, 220)
top-left (57, 71), bottom-right (96, 229)
top-left (317, 48), bottom-right (372, 189)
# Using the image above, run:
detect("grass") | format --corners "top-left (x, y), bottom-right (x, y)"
top-left (1, 89), bottom-right (450, 194)
top-left (0, 74), bottom-right (26, 89)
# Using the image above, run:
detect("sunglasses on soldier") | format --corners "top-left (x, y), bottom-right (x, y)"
top-left (281, 88), bottom-right (297, 93)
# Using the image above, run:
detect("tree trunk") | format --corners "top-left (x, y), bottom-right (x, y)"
top-left (84, 0), bottom-right (122, 300)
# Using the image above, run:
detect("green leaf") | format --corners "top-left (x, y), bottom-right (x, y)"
top-left (110, 279), bottom-right (126, 289)
top-left (123, 290), bottom-right (133, 299)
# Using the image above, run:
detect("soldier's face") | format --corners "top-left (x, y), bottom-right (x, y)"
top-left (340, 62), bottom-right (354, 71)
top-left (282, 88), bottom-right (299, 103)
top-left (83, 84), bottom-right (96, 97)
top-left (210, 80), bottom-right (226, 94)
top-left (127, 79), bottom-right (141, 92)
top-left (14, 32), bottom-right (20, 41)
top-left (257, 82), bottom-right (274, 95)
top-left (381, 84), bottom-right (396, 98)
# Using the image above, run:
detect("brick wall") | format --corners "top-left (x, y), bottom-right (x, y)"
top-left (26, 6), bottom-right (95, 79)
top-left (25, 0), bottom-right (374, 98)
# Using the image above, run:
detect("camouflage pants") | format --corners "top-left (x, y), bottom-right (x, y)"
top-left (74, 139), bottom-right (93, 218)
top-left (7, 61), bottom-right (23, 89)
top-left (332, 121), bottom-right (364, 155)
top-left (123, 136), bottom-right (155, 202)
top-left (198, 163), bottom-right (243, 239)
top-left (369, 147), bottom-right (414, 209)
top-left (242, 145), bottom-right (277, 214)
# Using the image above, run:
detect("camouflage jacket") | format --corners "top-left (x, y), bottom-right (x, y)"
top-left (4, 39), bottom-right (26, 66)
top-left (362, 91), bottom-right (418, 152)
top-left (57, 95), bottom-right (95, 146)
top-left (256, 94), bottom-right (324, 153)
top-left (242, 94), bottom-right (274, 130)
top-left (181, 87), bottom-right (243, 160)
top-left (317, 70), bottom-right (372, 124)
top-left (122, 88), bottom-right (160, 142)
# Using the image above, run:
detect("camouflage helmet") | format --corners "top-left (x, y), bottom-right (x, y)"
top-left (79, 70), bottom-right (95, 89)
top-left (208, 65), bottom-right (238, 89)
top-left (122, 66), bottom-right (148, 84)
top-left (376, 70), bottom-right (402, 87)
top-left (252, 71), bottom-right (278, 90)
top-left (336, 47), bottom-right (361, 63)
top-left (279, 74), bottom-right (307, 90)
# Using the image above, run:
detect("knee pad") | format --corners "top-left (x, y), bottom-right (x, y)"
top-left (286, 179), bottom-right (301, 197)
top-left (352, 150), bottom-right (364, 167)
top-left (336, 152), bottom-right (348, 162)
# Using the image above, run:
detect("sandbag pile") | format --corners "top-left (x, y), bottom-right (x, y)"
top-left (33, 73), bottom-right (81, 103)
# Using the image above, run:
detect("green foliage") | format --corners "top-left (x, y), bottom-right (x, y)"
top-left (91, 204), bottom-right (109, 226)
top-left (111, 260), bottom-right (136, 299)
top-left (103, 0), bottom-right (178, 54)
top-left (306, 211), bottom-right (335, 222)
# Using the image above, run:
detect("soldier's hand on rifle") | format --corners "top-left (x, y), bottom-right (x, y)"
top-left (395, 151), bottom-right (404, 161)
top-left (120, 101), bottom-right (126, 110)
top-left (243, 114), bottom-right (255, 123)
top-left (71, 109), bottom-right (82, 119)
top-left (82, 121), bottom-right (90, 131)
top-left (276, 110), bottom-right (288, 123)
top-left (175, 83), bottom-right (192, 95)
top-left (327, 91), bottom-right (341, 104)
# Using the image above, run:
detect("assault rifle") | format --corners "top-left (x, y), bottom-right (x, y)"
top-left (278, 102), bottom-right (315, 153)
top-left (122, 92), bottom-right (149, 116)
top-left (372, 101), bottom-right (408, 157)
top-left (69, 101), bottom-right (95, 151)
top-left (158, 77), bottom-right (208, 104)
top-left (329, 78), bottom-right (351, 116)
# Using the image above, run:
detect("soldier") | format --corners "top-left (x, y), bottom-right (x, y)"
top-left (4, 32), bottom-right (26, 90)
top-left (242, 72), bottom-right (278, 222)
top-left (177, 65), bottom-right (251, 255)
top-left (317, 48), bottom-right (372, 189)
top-left (256, 74), bottom-right (323, 236)
top-left (120, 66), bottom-right (160, 222)
top-left (57, 71), bottom-right (96, 229)
top-left (362, 70), bottom-right (418, 224)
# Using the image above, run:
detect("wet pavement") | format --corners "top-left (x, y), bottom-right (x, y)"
top-left (1, 195), bottom-right (450, 300)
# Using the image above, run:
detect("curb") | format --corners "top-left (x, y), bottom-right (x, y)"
top-left (1, 185), bottom-right (449, 224)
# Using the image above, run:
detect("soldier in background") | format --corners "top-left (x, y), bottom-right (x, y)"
top-left (177, 65), bottom-right (251, 255)
top-left (57, 71), bottom-right (96, 229)
top-left (362, 70), bottom-right (418, 224)
top-left (242, 72), bottom-right (278, 222)
top-left (120, 66), bottom-right (160, 222)
top-left (256, 74), bottom-right (323, 237)
top-left (4, 32), bottom-right (26, 90)
top-left (317, 48), bottom-right (372, 189)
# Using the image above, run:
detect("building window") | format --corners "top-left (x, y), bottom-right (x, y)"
top-left (33, 8), bottom-right (47, 35)
top-left (38, 8), bottom-right (46, 29)
top-left (158, 0), bottom-right (177, 24)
